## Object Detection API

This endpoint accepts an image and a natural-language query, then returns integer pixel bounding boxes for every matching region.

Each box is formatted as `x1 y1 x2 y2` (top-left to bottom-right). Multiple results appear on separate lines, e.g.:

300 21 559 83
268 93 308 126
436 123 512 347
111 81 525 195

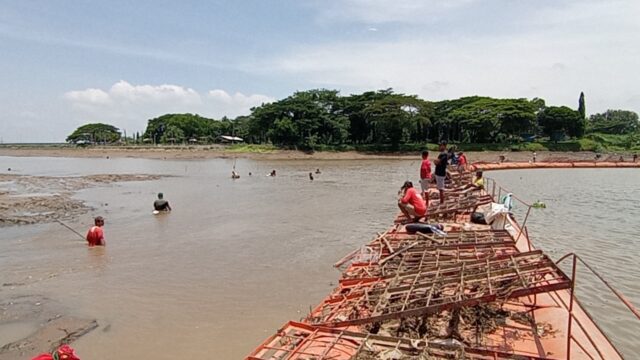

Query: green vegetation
66 123 121 144
225 144 278 153
587 110 638 134
537 106 585 139
66 89 640 153
578 92 586 120
142 113 240 144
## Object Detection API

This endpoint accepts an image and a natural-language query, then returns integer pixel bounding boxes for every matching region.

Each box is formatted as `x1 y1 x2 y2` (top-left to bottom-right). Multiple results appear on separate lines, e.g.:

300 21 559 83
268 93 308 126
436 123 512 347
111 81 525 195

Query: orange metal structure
471 161 640 171
246 170 634 359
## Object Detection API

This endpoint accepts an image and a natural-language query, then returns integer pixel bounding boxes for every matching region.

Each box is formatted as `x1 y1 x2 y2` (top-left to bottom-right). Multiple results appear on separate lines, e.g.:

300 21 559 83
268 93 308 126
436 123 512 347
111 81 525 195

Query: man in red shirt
86 216 105 247
398 181 427 223
457 152 467 172
419 150 432 204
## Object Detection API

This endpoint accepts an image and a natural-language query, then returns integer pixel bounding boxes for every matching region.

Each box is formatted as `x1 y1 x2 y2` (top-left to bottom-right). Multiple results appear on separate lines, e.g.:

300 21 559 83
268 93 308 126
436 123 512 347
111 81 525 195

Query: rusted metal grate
342 242 520 280
446 169 475 187
339 229 515 276
246 321 552 360
380 242 521 277
385 229 513 248
313 251 571 327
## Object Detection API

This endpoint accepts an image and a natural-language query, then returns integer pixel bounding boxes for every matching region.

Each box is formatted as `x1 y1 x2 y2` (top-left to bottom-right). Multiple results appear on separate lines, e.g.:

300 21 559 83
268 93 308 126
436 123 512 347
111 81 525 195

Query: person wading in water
154 193 172 212
86 216 105 247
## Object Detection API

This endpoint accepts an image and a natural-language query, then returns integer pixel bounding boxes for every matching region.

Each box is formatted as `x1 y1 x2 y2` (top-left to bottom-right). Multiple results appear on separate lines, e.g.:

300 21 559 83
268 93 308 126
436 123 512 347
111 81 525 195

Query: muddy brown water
0 156 639 359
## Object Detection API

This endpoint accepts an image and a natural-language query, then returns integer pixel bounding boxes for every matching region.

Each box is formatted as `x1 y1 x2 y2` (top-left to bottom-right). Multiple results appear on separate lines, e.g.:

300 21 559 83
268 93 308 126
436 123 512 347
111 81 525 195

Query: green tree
588 110 639 134
537 106 584 139
248 89 350 148
267 118 299 146
343 89 395 144
66 123 121 144
231 115 252 143
435 97 538 143
364 94 432 147
578 92 586 119
160 125 185 143
130 90 620 149
143 113 219 144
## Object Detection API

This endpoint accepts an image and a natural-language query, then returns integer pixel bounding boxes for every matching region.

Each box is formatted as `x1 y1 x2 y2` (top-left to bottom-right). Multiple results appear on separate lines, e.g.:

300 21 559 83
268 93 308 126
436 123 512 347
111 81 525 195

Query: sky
0 0 639 142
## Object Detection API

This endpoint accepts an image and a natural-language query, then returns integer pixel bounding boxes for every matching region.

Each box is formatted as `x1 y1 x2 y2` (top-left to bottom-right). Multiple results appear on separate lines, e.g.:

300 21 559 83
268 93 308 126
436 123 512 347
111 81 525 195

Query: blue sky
1 0 639 142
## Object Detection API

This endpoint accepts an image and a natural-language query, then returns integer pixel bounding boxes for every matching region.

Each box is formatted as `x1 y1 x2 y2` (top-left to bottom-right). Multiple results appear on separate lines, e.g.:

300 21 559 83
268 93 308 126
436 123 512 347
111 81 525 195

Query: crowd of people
397 141 483 225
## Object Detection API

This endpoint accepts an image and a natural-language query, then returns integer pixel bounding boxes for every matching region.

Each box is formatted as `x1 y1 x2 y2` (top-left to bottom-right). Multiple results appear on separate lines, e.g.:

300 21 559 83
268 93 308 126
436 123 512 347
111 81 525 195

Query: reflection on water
0 157 638 358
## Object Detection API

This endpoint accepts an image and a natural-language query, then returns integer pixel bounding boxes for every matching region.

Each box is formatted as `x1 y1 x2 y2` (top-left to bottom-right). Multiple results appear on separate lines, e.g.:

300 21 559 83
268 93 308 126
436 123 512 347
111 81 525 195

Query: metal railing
484 177 533 246
556 253 639 359
483 176 638 359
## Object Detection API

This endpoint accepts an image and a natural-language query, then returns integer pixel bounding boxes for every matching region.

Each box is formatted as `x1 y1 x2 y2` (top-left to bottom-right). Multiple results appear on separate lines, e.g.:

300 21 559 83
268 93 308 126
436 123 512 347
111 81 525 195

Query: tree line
66 89 639 149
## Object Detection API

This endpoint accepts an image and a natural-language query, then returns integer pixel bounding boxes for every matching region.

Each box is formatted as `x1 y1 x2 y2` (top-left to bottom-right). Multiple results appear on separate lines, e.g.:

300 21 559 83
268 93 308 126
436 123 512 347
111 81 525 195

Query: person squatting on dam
398 181 427 224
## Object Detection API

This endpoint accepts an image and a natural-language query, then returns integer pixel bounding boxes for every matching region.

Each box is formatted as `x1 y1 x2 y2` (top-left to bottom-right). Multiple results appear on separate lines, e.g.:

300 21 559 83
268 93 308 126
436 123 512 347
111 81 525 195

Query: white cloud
259 0 640 116
205 90 273 119
64 88 111 105
208 89 272 107
63 81 274 135
109 81 201 104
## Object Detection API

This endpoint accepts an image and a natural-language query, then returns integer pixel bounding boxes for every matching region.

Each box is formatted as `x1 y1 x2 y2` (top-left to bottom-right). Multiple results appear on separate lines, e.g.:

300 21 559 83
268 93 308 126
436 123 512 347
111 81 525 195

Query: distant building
218 135 244 144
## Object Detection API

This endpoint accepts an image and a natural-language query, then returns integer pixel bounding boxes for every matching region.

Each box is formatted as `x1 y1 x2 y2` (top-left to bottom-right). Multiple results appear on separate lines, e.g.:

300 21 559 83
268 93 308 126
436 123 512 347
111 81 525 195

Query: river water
0 156 638 359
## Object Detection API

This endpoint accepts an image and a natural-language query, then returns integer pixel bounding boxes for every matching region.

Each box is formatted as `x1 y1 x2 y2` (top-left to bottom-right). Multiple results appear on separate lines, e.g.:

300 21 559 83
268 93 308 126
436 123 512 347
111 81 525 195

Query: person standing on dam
419 150 432 205
434 141 448 204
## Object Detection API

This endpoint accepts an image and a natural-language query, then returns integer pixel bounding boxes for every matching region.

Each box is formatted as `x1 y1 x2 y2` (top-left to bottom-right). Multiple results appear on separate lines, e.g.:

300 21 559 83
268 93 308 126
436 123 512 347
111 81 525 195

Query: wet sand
0 295 97 360
0 174 163 226
0 174 161 360
0 145 626 162
1 172 164 357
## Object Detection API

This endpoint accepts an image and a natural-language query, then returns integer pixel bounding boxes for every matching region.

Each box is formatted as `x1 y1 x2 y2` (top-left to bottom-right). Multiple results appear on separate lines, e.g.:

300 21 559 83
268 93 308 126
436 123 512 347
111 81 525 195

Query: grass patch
225 144 278 153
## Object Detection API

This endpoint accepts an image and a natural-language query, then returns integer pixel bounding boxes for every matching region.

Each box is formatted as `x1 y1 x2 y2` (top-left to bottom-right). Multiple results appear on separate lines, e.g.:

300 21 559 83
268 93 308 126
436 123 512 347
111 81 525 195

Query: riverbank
0 144 634 162
0 174 163 226
0 294 98 360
